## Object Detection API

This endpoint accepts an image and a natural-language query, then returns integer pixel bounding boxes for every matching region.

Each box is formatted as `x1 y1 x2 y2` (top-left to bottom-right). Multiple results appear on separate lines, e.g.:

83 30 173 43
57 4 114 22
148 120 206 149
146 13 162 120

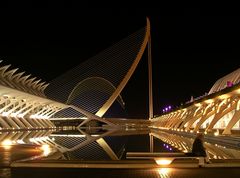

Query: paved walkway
9 159 240 178
10 167 240 178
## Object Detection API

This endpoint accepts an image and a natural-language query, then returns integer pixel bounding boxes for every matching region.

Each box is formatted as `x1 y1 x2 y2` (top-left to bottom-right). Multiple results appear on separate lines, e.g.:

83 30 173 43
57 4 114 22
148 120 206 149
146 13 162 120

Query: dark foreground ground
4 167 239 178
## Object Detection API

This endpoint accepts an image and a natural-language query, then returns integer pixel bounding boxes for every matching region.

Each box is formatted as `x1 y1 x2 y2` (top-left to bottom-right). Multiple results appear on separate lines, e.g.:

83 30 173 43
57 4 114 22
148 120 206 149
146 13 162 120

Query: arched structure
152 68 240 135
45 18 151 126
66 77 125 115
45 19 150 108
0 80 116 130
0 18 151 130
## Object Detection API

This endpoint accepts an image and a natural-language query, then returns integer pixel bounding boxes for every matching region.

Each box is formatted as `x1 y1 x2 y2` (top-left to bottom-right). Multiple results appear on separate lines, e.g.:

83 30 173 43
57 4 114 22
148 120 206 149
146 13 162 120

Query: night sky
0 7 239 118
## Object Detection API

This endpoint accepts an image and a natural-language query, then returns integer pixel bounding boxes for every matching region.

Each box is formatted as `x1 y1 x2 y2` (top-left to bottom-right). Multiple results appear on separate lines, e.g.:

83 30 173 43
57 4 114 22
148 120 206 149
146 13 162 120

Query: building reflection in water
1 128 240 165
157 168 171 178
0 168 11 178
150 129 240 160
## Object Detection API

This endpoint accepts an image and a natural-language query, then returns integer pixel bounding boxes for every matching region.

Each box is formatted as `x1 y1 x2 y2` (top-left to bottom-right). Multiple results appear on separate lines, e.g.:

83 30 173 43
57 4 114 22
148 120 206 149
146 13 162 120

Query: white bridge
1 17 240 138
0 18 151 131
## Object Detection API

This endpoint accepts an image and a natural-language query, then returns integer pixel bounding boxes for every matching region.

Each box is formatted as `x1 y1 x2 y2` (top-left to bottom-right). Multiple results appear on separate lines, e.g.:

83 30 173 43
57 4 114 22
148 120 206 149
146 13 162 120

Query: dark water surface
1 128 240 178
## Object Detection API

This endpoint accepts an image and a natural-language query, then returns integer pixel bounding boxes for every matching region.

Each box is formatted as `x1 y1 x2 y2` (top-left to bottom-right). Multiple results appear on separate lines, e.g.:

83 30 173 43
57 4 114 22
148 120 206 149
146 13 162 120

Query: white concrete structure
152 68 240 135
209 68 240 94
0 61 115 130
0 17 151 130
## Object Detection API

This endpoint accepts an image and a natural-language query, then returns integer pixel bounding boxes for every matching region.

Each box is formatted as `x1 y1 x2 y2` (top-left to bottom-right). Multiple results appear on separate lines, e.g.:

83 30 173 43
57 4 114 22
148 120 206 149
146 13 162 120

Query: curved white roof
209 68 240 94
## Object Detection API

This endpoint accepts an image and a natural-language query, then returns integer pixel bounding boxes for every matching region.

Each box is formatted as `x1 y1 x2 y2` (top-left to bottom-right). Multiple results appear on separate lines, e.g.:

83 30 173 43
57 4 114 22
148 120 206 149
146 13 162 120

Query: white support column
2 116 20 129
11 117 27 129
0 116 11 129
18 117 33 128
223 109 240 135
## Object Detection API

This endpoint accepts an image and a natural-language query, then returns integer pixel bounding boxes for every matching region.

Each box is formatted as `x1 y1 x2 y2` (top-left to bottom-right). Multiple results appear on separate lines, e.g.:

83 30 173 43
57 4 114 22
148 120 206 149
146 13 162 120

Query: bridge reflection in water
1 128 240 164
1 128 240 178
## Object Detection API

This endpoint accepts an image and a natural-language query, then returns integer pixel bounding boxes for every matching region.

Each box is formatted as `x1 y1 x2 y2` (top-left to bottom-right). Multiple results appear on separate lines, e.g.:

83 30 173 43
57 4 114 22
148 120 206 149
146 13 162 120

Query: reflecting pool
1 127 240 166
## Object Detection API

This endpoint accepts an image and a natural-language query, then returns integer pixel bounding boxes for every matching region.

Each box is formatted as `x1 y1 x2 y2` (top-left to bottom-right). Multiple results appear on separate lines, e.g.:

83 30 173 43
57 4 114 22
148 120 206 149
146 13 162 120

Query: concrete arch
95 18 151 117
67 77 125 110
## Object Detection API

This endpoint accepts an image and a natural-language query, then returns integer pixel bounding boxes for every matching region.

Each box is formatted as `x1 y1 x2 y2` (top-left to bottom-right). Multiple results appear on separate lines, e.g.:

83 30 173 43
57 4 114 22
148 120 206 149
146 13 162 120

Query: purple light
166 145 169 148
227 81 233 87
165 108 168 111
170 148 172 151
163 109 165 112
168 106 171 109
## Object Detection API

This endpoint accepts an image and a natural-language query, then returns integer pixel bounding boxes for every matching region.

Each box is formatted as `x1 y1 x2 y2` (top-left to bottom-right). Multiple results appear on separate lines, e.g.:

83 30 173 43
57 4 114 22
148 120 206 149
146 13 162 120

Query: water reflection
157 168 171 178
0 168 11 178
0 128 145 163
0 128 240 165
150 129 240 160
48 128 123 160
